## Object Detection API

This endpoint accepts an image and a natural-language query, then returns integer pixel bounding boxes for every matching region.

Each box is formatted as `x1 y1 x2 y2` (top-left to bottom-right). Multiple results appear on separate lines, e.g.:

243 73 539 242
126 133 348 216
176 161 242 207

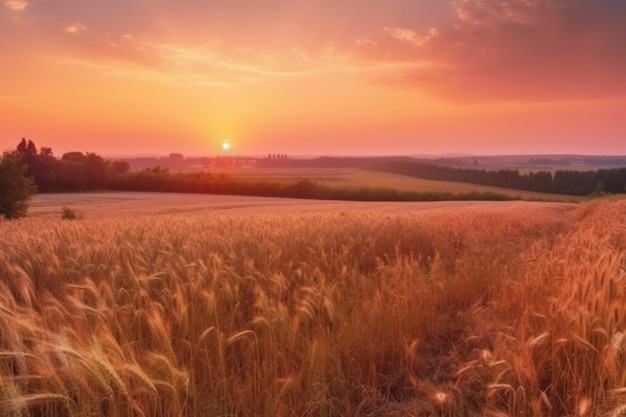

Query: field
1 193 626 416
30 191 570 219
208 168 584 201
452 155 626 174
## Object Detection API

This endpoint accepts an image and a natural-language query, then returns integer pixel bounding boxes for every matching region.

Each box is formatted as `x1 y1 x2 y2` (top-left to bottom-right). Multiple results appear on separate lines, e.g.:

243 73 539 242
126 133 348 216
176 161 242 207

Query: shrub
61 206 80 220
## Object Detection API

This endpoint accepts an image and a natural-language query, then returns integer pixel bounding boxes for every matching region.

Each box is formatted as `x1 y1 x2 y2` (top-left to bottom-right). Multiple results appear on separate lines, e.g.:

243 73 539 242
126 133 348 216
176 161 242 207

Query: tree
110 160 130 176
16 137 37 158
0 151 37 219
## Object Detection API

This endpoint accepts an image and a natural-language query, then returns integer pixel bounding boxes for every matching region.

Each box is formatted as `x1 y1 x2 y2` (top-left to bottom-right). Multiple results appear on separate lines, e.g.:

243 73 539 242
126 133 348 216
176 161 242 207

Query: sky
1 0 625 156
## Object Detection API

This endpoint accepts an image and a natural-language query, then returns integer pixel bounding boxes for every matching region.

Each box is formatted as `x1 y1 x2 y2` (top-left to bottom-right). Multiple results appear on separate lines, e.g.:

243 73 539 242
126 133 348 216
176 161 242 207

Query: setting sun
221 142 231 152
1 0 624 156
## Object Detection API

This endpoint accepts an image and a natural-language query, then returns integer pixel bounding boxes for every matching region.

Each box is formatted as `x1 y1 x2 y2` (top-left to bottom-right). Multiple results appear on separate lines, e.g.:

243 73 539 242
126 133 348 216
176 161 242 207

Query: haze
1 0 625 156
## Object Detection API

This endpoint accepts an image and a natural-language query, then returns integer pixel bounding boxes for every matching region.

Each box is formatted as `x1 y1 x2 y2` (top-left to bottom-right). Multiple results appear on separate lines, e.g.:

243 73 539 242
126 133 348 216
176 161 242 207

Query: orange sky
1 0 625 156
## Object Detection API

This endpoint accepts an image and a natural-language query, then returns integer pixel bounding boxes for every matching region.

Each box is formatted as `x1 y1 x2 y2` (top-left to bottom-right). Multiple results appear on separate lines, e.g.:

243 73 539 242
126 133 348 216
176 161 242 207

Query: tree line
1 139 515 219
3 138 626 219
1 139 132 218
14 138 130 192
374 161 626 196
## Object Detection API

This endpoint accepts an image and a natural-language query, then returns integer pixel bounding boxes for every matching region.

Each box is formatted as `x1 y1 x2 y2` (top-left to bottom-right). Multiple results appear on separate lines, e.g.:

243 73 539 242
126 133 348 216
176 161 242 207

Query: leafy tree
15 139 60 191
16 137 37 158
0 151 37 219
110 160 130 176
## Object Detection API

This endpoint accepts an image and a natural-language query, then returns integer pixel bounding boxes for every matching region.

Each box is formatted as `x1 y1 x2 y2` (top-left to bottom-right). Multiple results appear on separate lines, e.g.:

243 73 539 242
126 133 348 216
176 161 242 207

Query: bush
61 206 80 220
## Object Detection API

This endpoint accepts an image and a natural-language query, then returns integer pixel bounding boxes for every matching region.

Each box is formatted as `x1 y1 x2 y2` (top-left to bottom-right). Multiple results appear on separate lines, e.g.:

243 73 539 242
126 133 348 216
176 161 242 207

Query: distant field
28 191 568 218
208 167 584 201
493 165 622 174
342 170 587 201
210 167 355 181
472 162 626 174
452 155 626 173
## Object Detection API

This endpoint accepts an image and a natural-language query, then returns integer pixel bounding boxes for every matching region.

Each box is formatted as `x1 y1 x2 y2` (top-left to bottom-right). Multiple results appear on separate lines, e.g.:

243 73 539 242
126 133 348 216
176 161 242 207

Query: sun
221 142 231 152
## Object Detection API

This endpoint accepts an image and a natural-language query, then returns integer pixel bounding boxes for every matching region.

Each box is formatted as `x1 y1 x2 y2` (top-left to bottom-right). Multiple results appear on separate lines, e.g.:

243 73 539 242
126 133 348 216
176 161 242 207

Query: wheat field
1 197 625 416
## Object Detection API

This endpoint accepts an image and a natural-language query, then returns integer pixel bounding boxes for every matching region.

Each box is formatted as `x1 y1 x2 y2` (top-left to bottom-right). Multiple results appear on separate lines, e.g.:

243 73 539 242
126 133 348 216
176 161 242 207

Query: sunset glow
1 0 625 156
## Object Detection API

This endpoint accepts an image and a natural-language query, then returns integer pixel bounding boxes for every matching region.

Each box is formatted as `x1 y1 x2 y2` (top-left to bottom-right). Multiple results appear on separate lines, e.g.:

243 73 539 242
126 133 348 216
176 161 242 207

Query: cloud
62 33 359 88
4 0 26 11
385 27 439 46
147 42 357 85
64 22 87 34
359 0 626 102
10 0 623 101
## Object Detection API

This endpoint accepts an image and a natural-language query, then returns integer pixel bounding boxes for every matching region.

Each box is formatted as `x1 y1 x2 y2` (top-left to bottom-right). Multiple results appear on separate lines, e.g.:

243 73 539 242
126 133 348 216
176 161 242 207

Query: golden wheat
0 200 624 416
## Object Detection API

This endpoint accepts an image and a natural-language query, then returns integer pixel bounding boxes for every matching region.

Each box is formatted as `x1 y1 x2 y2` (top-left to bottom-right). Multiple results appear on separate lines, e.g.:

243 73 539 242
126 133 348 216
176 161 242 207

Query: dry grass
0 198 624 416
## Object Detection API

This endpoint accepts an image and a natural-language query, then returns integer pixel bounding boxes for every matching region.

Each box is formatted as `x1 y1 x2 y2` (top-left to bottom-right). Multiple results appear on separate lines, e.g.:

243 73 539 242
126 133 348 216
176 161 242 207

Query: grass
1 197 624 416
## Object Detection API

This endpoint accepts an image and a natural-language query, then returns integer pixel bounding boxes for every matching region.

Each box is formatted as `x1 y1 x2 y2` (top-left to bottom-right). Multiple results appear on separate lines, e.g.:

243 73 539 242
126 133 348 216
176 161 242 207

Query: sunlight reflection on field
29 191 577 218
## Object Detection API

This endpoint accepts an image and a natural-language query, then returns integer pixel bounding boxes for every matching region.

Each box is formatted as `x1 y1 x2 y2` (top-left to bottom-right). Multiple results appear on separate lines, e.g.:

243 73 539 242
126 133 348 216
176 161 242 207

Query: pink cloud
358 0 626 102
64 22 87 34
384 27 440 47
5 0 27 11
